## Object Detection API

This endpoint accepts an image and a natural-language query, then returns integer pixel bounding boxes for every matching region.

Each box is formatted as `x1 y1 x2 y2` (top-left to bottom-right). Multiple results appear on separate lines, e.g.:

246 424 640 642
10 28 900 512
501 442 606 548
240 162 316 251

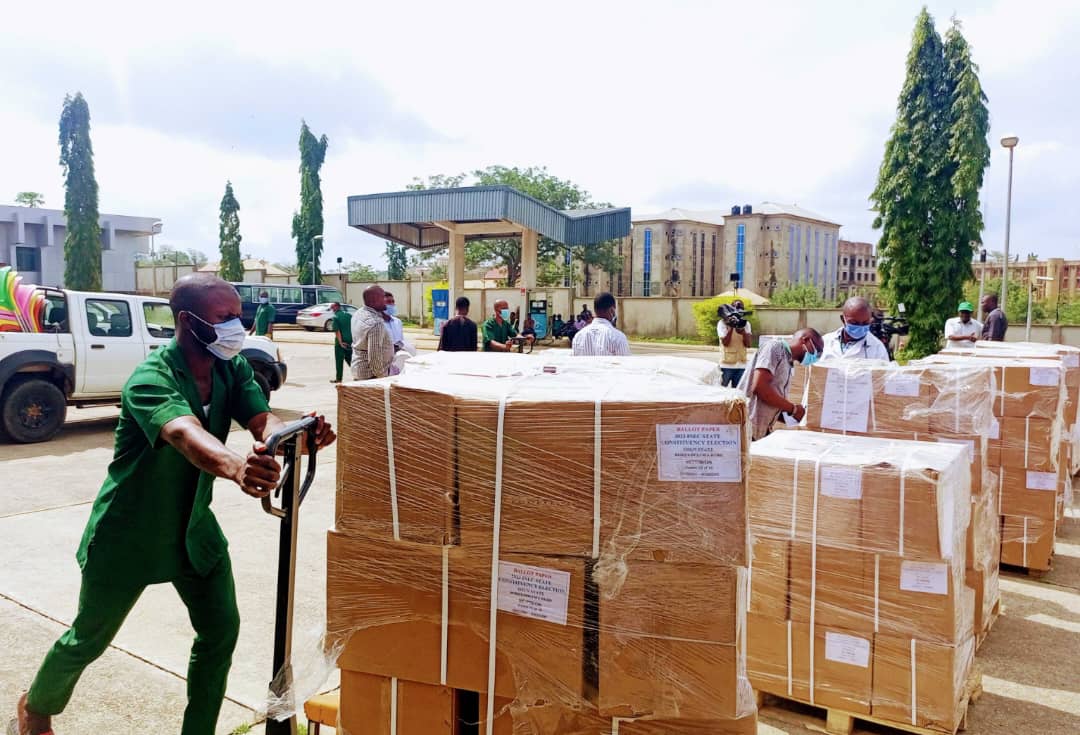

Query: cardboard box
806 363 931 434
749 536 788 620
336 380 456 544
872 635 975 732
1001 515 1056 571
999 467 1061 520
327 532 587 699
922 364 996 435
994 417 1060 471
789 542 875 634
994 364 1065 419
747 614 874 715
967 484 1000 574
339 671 457 735
876 556 973 645
458 386 749 564
966 565 1000 637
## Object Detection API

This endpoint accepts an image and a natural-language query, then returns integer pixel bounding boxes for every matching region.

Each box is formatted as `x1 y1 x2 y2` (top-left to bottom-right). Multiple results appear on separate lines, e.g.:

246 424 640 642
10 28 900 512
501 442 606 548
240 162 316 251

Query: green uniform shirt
481 316 517 351
254 302 276 336
76 341 270 583
333 309 353 346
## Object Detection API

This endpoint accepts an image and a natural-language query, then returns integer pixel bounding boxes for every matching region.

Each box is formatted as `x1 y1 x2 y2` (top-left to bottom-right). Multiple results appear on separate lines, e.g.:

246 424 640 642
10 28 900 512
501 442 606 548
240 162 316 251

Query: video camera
718 303 750 330
869 303 909 360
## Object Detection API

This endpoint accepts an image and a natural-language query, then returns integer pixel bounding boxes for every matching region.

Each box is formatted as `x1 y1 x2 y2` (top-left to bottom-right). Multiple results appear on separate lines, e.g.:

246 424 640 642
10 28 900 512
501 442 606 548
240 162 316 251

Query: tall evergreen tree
59 93 102 290
870 8 955 357
291 121 329 286
385 241 408 280
218 181 244 282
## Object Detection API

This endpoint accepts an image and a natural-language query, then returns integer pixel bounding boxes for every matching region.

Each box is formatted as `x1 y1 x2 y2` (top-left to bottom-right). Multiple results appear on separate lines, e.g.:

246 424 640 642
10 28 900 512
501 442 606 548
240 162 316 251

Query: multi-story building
0 204 161 292
579 203 842 300
837 240 879 297
975 257 1080 303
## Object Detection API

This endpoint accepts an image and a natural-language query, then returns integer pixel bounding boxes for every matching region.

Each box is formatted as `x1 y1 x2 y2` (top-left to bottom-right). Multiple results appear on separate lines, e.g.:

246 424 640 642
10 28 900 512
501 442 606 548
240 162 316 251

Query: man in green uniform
481 298 520 352
330 302 353 383
11 274 335 735
249 290 275 338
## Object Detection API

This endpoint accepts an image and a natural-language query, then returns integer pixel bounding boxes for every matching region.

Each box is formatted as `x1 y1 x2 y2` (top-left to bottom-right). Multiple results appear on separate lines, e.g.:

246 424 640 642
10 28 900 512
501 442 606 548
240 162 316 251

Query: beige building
837 240 879 297
975 257 1080 303
577 203 842 300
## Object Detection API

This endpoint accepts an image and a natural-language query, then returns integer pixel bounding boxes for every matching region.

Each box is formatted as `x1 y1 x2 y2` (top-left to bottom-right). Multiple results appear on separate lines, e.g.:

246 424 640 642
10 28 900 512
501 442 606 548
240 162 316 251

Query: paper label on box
656 424 742 482
1026 470 1057 491
820 466 863 500
989 418 1000 440
497 562 570 625
820 369 872 434
1029 367 1059 386
1064 354 1079 368
899 561 949 595
884 373 921 397
824 632 871 668
937 437 975 463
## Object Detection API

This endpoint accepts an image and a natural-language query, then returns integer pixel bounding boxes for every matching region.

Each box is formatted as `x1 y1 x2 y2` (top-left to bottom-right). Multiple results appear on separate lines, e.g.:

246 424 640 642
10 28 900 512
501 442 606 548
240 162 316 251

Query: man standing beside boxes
351 285 395 380
822 297 890 361
944 301 982 344
738 329 823 440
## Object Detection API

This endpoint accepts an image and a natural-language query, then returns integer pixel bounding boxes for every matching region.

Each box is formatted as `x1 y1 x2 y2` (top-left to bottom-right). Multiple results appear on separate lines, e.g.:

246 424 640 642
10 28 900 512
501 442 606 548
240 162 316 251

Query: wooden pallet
756 670 982 735
975 597 1001 651
1000 562 1051 579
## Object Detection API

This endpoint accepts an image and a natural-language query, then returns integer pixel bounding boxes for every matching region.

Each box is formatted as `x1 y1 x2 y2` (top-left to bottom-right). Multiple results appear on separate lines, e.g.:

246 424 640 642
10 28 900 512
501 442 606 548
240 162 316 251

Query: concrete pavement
0 337 1078 734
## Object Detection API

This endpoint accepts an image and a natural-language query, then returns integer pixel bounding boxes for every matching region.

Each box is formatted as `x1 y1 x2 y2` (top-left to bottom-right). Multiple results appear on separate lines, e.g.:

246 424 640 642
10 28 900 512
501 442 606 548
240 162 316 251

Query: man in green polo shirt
481 298 520 352
249 289 275 338
330 302 353 383
11 274 335 735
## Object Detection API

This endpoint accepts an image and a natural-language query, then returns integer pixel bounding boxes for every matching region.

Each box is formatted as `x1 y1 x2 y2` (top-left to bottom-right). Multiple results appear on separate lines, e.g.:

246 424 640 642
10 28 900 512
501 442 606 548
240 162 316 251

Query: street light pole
310 235 324 286
1001 135 1019 311
977 249 987 321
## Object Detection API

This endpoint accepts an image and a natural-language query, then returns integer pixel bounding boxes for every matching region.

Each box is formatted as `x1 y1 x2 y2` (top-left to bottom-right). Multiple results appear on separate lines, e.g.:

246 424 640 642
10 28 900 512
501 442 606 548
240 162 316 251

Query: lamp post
1028 275 1053 341
310 235 324 285
1000 135 1019 311
977 249 987 321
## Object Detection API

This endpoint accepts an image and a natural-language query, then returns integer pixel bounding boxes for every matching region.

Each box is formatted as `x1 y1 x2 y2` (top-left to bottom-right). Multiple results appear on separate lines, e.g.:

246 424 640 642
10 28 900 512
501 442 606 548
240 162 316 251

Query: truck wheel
2 377 68 443
253 371 272 402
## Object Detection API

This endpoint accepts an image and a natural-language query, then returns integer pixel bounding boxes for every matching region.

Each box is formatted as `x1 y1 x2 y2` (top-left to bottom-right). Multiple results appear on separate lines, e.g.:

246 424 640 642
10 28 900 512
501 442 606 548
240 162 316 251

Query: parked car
0 288 287 443
231 283 345 327
296 303 356 332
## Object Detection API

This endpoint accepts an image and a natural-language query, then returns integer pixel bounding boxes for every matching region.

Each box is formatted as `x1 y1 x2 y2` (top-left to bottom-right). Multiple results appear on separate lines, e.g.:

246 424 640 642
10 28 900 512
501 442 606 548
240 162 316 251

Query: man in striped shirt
572 292 631 357
350 285 395 380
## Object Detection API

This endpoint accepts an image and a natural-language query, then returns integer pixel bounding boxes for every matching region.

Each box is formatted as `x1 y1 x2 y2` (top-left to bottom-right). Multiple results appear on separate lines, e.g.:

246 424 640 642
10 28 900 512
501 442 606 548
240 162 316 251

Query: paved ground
0 329 1076 734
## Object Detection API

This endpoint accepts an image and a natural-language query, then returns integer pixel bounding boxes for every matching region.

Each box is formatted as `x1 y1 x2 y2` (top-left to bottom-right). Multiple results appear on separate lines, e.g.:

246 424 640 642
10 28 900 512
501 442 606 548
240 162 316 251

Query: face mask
500 308 511 320
259 297 269 304
801 344 820 366
385 304 397 317
185 311 246 360
843 322 871 340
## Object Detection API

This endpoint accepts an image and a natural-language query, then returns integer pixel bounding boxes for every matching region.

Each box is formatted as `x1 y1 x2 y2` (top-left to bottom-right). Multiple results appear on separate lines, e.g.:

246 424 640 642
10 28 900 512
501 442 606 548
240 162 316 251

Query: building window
788 226 795 281
735 224 746 287
813 230 821 286
564 247 571 288
643 229 652 297
794 226 802 282
690 236 698 297
15 246 40 272
871 273 876 282
700 240 706 295
711 234 718 293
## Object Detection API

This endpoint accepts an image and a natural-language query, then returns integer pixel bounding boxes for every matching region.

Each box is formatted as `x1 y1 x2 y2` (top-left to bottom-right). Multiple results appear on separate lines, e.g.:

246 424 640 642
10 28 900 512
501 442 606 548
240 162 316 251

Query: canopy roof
347 185 631 250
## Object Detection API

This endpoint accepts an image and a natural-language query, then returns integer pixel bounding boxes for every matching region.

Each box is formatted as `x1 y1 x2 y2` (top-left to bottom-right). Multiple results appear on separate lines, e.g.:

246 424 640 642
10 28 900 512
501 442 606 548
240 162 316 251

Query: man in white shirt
944 301 981 344
382 291 406 348
822 296 890 361
572 292 631 356
717 299 753 387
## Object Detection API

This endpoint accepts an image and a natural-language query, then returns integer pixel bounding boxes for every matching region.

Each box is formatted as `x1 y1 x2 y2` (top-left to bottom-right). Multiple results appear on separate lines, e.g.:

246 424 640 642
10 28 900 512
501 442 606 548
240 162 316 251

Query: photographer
717 299 752 387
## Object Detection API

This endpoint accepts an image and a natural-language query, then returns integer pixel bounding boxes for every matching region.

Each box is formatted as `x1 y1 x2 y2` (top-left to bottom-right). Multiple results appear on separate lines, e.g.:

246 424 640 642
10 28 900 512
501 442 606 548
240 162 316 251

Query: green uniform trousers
335 343 352 382
27 554 239 735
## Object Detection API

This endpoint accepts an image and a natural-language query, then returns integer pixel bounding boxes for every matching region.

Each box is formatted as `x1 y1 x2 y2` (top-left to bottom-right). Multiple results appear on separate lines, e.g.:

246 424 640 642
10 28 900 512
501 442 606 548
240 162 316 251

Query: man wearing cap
944 301 982 343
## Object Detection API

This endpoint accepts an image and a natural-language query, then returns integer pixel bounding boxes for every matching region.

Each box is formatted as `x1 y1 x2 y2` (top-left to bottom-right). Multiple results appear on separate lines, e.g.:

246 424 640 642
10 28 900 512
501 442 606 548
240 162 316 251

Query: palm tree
14 192 44 207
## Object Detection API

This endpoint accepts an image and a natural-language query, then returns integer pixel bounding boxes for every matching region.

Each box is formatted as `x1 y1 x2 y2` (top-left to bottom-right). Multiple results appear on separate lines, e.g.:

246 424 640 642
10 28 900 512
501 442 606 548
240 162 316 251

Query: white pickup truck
0 288 287 443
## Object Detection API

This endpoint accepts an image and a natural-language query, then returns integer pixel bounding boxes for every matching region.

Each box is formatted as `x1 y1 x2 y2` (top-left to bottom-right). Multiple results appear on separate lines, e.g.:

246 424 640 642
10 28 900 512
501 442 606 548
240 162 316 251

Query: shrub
693 295 761 344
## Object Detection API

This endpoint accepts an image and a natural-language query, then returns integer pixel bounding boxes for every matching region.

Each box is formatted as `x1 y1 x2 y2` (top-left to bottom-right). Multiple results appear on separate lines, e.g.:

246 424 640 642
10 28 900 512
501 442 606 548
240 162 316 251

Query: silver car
296 303 356 332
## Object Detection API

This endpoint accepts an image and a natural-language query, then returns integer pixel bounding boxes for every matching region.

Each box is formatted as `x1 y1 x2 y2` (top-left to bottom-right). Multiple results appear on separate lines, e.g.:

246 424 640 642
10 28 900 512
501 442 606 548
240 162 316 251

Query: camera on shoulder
718 303 749 330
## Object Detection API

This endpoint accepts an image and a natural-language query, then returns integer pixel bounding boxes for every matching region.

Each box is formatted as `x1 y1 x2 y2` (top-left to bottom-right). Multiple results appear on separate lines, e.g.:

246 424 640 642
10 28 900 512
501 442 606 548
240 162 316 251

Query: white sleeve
616 331 632 356
717 321 730 339
944 319 958 338
821 332 842 359
869 339 891 361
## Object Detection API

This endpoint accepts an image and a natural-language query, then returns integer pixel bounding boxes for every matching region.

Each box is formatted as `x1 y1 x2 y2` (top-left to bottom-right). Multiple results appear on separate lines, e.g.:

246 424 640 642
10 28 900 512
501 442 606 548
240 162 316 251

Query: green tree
149 246 209 267
962 276 1046 325
14 192 44 207
871 8 976 358
291 121 329 286
218 181 244 281
385 241 408 280
59 92 102 291
347 262 379 281
770 283 828 308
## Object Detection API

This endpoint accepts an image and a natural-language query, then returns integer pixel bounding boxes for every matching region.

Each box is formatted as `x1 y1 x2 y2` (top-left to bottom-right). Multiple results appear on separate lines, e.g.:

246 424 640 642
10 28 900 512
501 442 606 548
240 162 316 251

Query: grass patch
627 335 712 346
229 725 252 735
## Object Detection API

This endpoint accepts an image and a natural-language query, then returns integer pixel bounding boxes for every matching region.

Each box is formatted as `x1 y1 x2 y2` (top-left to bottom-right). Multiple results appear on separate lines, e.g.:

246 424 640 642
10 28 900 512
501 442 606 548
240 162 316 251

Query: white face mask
185 311 246 360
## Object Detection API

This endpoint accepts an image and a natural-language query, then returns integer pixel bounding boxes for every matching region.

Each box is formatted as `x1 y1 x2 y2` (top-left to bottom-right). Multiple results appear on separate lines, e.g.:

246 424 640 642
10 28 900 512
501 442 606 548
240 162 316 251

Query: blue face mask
385 304 397 317
500 308 511 320
844 322 871 340
801 345 820 366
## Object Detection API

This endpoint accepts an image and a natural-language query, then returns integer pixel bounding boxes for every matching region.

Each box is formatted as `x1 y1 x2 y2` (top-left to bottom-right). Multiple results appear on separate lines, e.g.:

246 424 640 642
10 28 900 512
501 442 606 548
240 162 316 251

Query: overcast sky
2 0 1077 270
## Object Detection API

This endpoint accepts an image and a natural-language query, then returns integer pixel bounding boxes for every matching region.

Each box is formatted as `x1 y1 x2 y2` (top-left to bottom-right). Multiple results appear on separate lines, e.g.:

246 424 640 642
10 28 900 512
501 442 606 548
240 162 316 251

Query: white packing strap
611 717 633 735
898 455 907 557
790 458 801 539
441 545 449 686
842 369 849 436
383 383 401 541
1025 418 1031 467
999 367 1006 417
593 398 602 558
868 368 878 433
484 393 510 735
874 554 880 632
954 370 961 433
809 457 822 704
786 619 794 696
390 676 399 735
910 639 918 726
1023 517 1029 569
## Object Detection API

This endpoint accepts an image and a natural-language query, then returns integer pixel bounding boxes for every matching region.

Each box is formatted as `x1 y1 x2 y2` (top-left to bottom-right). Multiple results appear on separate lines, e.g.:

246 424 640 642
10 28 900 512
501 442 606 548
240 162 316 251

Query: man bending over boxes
738 328 823 440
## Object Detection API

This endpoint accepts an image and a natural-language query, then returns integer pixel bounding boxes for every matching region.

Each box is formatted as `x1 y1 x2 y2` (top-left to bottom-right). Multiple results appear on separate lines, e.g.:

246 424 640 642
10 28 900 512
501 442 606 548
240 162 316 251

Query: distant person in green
10 274 336 735
482 298 524 352
330 302 352 383
249 290 275 338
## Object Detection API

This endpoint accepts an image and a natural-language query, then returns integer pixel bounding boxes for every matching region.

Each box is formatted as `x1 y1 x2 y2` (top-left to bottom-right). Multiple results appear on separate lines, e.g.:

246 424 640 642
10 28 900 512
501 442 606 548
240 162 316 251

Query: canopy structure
347 185 631 307
715 288 771 306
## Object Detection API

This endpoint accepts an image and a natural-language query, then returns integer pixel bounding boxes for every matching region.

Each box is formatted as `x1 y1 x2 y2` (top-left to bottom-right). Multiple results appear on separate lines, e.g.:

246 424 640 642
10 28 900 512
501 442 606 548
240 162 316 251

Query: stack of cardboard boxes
327 357 757 734
746 431 976 733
